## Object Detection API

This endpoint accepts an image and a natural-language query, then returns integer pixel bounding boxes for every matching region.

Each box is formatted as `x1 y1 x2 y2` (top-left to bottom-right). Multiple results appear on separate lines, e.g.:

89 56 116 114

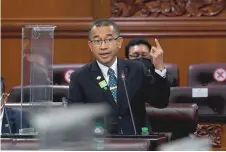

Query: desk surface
1 134 167 151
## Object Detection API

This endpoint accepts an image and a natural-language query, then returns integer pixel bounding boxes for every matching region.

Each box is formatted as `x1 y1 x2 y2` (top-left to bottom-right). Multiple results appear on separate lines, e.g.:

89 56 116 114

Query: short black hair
125 38 152 58
88 18 120 39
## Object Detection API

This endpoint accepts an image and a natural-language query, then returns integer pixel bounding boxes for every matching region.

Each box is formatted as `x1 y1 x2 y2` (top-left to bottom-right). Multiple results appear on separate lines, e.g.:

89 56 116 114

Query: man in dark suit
1 77 30 134
69 18 170 135
125 38 178 87
1 105 30 134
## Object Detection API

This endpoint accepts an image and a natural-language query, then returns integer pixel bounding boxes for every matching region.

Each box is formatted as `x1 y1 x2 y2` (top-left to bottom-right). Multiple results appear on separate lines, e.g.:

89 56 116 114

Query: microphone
121 72 137 135
1 93 12 134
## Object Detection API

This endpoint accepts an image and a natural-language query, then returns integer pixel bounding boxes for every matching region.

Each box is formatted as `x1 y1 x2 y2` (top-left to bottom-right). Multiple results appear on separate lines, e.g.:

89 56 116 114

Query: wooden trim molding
1 17 93 38
112 17 226 37
195 124 222 148
2 17 226 38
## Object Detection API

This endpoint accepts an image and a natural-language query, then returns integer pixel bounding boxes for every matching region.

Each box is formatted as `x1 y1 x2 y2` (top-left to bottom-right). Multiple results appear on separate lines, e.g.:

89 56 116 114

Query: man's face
128 44 150 60
88 25 123 67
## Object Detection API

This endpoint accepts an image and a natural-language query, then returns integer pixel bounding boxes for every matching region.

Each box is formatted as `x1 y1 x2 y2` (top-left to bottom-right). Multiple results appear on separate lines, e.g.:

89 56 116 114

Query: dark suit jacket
164 72 178 87
69 58 170 135
139 61 178 87
2 107 30 134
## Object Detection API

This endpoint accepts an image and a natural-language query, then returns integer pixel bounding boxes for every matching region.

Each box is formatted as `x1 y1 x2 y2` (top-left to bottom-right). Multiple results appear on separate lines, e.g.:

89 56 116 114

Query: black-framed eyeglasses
89 37 120 46
129 53 150 59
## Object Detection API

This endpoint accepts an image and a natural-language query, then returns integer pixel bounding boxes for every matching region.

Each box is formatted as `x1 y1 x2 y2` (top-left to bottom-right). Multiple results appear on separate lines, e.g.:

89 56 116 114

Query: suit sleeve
68 71 85 104
166 72 178 87
139 59 170 108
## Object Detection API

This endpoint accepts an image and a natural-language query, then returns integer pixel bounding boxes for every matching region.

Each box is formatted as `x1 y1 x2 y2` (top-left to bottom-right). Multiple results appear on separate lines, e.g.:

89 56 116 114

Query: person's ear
88 41 93 52
117 37 123 49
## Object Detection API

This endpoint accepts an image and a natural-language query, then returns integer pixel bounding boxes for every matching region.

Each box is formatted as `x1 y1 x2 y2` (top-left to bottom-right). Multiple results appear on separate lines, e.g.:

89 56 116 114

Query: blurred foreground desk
107 134 168 150
1 134 167 151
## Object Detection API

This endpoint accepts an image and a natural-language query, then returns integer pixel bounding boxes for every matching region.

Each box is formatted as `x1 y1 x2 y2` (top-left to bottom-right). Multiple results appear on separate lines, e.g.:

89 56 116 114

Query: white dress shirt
97 58 166 82
155 69 167 78
97 58 118 84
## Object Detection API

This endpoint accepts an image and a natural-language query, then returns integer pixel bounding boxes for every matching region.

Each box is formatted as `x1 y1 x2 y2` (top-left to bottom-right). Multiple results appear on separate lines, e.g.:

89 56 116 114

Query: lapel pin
96 76 101 80
5 124 9 127
104 87 107 90
99 80 107 88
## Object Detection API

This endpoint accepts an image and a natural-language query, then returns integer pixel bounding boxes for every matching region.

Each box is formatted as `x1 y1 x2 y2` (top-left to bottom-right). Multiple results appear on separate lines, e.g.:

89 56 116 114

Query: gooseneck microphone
121 71 137 135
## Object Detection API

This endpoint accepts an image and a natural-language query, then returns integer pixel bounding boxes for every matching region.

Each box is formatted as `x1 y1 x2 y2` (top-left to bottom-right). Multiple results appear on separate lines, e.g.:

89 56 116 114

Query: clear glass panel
21 25 56 104
20 25 56 133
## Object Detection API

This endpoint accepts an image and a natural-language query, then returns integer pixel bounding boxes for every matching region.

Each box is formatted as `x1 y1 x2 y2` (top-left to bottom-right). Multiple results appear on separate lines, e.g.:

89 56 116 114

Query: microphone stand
121 73 137 135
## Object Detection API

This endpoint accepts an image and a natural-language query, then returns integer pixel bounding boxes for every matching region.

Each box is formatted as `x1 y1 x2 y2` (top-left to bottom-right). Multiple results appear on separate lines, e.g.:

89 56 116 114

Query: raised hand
150 38 165 71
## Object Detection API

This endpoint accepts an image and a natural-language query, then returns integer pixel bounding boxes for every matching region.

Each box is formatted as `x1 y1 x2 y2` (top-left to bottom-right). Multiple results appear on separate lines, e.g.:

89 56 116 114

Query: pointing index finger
155 38 162 49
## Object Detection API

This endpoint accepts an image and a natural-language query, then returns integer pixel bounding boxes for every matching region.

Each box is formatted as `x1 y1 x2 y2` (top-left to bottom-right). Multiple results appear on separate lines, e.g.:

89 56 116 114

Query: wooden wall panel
2 0 93 18
92 0 111 18
1 39 22 92
54 39 93 64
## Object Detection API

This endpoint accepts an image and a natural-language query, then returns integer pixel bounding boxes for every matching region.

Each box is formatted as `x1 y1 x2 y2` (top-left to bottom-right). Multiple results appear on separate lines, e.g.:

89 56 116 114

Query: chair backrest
165 63 179 86
51 64 85 85
51 63 180 86
146 103 198 139
169 86 226 122
8 85 69 103
188 63 226 86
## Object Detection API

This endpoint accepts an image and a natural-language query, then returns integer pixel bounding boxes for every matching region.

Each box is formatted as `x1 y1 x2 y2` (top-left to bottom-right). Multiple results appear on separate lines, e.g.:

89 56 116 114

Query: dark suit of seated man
125 38 178 87
69 18 170 135
1 106 30 134
1 77 30 134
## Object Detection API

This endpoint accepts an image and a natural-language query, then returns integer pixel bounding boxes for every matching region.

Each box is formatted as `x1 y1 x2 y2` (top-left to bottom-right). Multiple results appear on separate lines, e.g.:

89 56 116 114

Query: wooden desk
0 134 167 151
107 134 168 150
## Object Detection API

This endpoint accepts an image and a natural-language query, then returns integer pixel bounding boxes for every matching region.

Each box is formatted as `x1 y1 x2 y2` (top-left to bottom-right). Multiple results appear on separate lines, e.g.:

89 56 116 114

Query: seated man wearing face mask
125 38 178 87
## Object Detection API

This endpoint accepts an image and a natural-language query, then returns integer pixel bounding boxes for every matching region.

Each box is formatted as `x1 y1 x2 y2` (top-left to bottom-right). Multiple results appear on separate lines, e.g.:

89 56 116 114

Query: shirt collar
97 58 118 77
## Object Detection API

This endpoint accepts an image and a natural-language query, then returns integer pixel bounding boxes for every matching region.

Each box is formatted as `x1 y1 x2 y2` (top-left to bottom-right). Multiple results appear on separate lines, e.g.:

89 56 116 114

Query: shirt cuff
155 68 167 78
